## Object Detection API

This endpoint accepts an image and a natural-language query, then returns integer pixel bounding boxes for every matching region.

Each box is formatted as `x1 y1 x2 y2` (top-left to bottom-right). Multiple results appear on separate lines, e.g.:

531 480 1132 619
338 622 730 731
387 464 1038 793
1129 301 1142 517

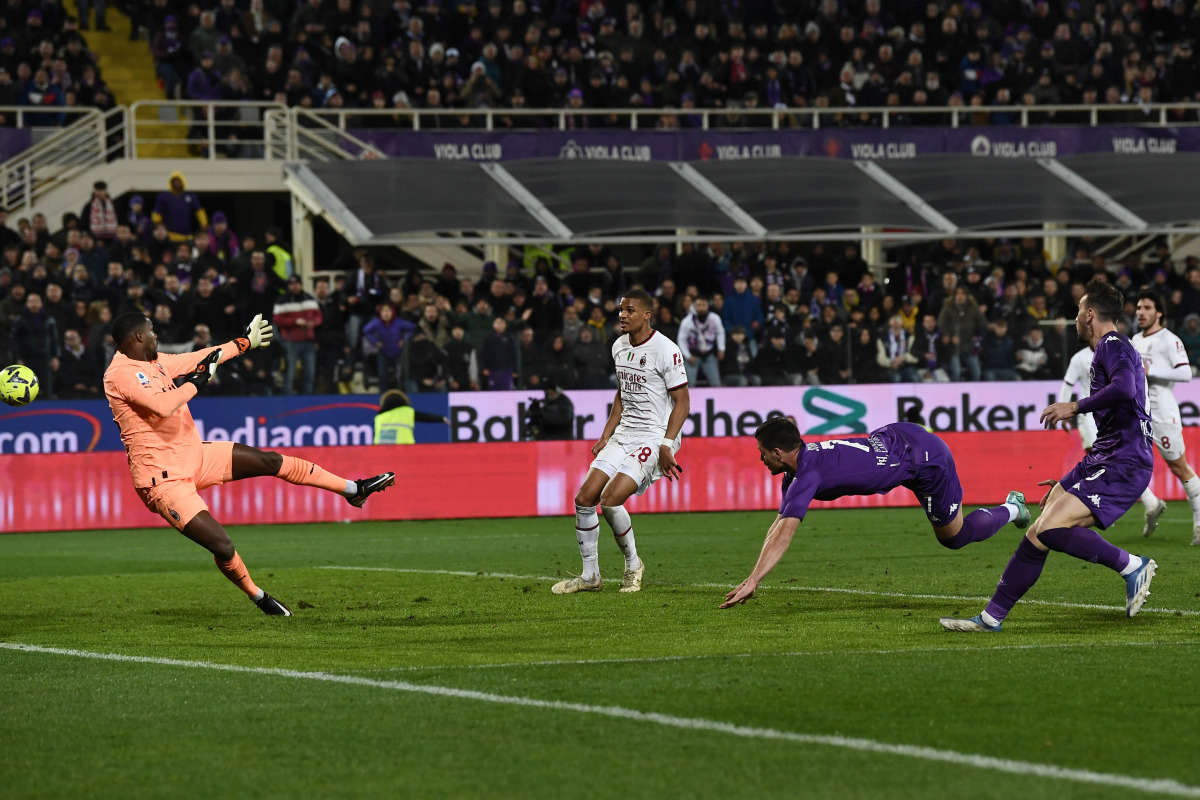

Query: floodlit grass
2 505 1198 799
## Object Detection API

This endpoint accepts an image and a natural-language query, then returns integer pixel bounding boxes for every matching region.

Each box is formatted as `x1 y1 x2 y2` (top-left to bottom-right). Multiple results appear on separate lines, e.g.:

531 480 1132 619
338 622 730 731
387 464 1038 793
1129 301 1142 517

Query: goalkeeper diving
103 311 395 616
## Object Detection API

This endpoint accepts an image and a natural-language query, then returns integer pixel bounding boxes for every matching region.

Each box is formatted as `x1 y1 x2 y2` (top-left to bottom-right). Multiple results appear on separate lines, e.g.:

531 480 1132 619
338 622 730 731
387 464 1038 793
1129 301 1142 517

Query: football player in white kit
552 289 691 594
1059 345 1097 453
1132 289 1200 544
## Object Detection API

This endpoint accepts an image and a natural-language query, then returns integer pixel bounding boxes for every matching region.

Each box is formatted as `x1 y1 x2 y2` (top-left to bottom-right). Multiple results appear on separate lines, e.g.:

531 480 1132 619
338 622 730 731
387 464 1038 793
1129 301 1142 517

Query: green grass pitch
2 504 1199 799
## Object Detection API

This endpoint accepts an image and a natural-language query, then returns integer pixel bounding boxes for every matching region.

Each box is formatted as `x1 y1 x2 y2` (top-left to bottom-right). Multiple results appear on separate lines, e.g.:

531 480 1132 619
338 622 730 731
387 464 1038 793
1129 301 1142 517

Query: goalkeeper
102 311 395 616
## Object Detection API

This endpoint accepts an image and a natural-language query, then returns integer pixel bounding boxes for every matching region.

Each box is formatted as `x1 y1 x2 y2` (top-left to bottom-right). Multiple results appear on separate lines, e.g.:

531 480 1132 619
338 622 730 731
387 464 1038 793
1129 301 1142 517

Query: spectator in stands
312 276 349 394
516 327 544 389
55 329 102 398
363 301 413 391
444 322 480 391
20 67 66 126
480 315 517 391
572 325 612 390
152 172 208 243
11 293 59 398
981 319 1020 381
876 314 920 382
912 313 950 382
542 332 575 390
1016 325 1055 381
939 286 987 382
345 253 388 351
406 328 446 394
720 325 759 387
752 330 797 386
274 275 322 395
152 16 189 100
80 181 118 246
817 323 852 385
677 295 724 387
722 275 764 350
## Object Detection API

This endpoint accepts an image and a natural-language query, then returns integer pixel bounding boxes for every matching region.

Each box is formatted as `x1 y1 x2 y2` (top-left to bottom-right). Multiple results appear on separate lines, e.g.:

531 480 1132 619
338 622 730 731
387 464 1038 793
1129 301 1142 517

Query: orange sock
215 551 262 598
276 454 352 495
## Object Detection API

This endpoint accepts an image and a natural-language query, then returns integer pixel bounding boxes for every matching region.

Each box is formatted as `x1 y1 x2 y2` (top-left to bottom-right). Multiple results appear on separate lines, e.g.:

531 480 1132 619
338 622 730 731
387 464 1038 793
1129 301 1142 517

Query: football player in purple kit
941 279 1158 632
720 415 1031 609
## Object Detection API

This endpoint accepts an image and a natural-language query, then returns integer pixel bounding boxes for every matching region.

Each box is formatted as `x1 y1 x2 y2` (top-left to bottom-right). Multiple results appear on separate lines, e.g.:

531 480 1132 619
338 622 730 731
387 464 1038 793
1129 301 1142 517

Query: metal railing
293 101 1200 133
128 100 286 159
270 108 386 161
0 106 125 213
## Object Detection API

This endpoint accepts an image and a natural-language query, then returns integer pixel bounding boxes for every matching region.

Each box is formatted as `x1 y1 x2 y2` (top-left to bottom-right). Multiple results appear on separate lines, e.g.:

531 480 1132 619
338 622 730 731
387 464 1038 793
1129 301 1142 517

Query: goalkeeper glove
174 350 221 391
234 314 274 354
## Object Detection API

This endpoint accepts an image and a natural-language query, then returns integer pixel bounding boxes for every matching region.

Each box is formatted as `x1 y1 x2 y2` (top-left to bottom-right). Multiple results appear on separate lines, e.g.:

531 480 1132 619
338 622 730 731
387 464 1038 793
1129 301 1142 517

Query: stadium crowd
5 170 1200 399
0 0 119 124
146 0 1200 125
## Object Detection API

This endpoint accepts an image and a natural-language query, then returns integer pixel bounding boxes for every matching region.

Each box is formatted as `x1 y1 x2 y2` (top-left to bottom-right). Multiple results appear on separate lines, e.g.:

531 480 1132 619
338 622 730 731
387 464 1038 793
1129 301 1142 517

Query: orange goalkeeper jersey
103 344 240 489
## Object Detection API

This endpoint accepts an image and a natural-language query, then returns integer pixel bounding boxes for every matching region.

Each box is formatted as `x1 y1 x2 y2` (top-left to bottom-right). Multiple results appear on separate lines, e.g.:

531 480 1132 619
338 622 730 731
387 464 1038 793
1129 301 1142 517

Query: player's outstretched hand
659 445 683 481
246 314 274 349
1036 479 1058 509
1039 401 1079 429
174 349 221 391
591 435 610 457
720 578 758 609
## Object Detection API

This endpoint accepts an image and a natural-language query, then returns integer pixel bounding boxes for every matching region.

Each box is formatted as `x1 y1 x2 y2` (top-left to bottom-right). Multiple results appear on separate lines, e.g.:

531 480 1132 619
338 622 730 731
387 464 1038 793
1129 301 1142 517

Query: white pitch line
317 565 1200 617
2 641 1197 799
348 640 1200 674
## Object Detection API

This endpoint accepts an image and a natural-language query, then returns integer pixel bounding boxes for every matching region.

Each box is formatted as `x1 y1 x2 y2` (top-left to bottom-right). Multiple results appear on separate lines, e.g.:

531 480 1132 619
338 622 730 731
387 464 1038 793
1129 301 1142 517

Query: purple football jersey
1079 332 1153 469
779 424 918 520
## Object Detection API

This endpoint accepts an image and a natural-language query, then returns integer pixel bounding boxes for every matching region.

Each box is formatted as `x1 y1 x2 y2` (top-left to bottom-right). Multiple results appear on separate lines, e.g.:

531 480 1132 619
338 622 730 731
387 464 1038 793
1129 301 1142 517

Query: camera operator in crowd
525 380 575 441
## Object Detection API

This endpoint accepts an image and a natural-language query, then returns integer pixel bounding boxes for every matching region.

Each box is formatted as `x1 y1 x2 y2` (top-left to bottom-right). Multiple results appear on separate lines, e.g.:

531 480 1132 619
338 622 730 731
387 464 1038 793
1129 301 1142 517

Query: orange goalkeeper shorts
136 441 235 531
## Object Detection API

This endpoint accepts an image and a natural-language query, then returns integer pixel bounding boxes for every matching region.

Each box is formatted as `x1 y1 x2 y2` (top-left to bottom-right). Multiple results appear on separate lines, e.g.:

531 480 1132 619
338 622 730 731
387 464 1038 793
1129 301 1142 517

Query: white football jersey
1133 328 1189 425
611 330 688 440
1062 347 1094 401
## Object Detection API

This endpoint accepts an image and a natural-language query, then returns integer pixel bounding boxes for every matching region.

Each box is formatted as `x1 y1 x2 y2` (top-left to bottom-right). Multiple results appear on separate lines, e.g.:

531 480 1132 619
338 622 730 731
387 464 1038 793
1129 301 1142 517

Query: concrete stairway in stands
76 2 187 158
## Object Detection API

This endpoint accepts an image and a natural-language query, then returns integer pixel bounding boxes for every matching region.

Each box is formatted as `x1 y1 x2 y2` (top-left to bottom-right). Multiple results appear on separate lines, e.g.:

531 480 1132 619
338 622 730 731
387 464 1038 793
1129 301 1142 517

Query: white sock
979 610 1000 627
1120 555 1143 577
251 589 265 601
1140 486 1159 510
1183 475 1200 519
1000 502 1019 523
344 480 358 497
602 505 639 569
575 504 601 582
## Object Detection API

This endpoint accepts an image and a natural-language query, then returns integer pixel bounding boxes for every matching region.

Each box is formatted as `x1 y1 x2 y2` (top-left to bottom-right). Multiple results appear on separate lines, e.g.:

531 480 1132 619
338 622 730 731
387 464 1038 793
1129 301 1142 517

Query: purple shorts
895 425 964 527
1060 456 1152 530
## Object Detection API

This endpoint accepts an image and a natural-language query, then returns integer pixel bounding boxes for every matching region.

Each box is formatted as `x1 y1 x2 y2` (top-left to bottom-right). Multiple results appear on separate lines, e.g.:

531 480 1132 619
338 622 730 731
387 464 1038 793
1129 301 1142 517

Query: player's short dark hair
620 289 653 310
112 311 151 344
755 415 804 452
1137 287 1165 318
1083 278 1123 322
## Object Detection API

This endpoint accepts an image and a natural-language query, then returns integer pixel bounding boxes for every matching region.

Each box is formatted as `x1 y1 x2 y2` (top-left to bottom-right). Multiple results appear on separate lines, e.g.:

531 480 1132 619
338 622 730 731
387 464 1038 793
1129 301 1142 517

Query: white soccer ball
0 364 40 407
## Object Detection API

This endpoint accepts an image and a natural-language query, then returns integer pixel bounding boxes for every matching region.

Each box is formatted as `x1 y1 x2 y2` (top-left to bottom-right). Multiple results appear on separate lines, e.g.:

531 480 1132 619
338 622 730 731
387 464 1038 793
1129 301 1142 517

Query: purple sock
1038 527 1131 572
939 506 1010 550
983 537 1048 622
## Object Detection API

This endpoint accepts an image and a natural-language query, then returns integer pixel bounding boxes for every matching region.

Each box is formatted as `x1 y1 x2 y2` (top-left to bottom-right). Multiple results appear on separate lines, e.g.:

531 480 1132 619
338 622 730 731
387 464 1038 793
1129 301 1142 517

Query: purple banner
0 128 32 161
348 125 1200 162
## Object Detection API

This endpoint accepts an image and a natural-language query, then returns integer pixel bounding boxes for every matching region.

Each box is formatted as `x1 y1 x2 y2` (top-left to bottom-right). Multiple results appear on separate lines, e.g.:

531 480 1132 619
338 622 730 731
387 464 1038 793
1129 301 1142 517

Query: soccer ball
0 364 39 407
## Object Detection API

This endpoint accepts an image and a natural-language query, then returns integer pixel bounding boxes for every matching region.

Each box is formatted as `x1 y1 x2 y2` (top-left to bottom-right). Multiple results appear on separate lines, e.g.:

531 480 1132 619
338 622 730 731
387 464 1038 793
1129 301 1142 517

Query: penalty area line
316 566 1200 617
1 641 1198 799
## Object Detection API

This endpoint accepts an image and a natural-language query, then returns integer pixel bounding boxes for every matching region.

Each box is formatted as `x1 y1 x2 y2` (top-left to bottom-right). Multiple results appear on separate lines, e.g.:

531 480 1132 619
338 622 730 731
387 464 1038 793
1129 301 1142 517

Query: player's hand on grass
1039 401 1079 429
174 349 221 391
659 445 683 481
591 435 610 457
720 578 758 608
1037 479 1058 509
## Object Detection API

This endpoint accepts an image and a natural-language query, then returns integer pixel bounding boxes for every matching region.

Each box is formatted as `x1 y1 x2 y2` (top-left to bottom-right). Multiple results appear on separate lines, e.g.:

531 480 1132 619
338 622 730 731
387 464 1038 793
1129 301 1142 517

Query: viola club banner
347 125 1200 162
8 381 1200 453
